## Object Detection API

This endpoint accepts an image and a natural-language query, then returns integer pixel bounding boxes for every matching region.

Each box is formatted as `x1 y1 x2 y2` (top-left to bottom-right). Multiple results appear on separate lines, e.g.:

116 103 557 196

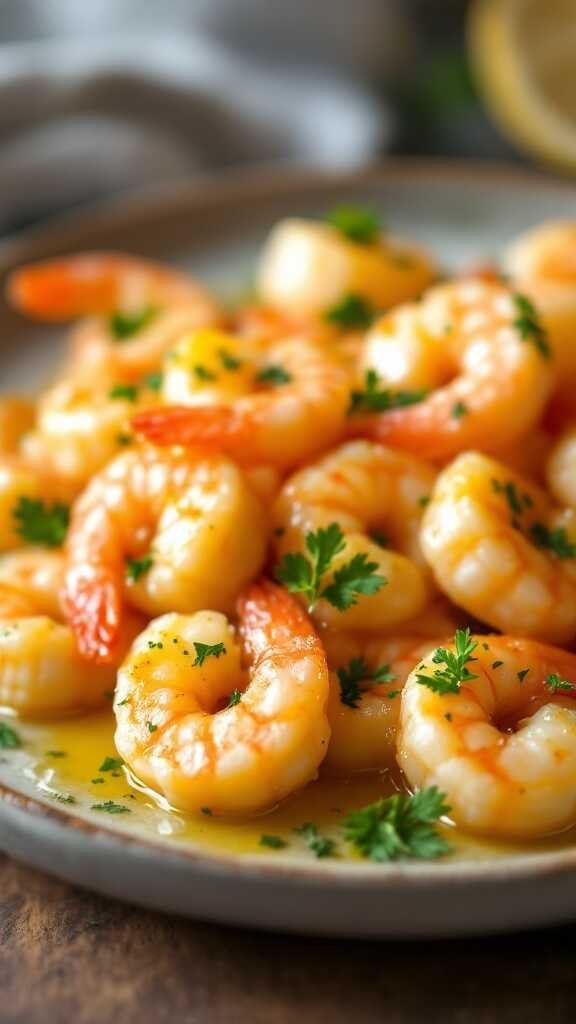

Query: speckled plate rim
2 159 576 934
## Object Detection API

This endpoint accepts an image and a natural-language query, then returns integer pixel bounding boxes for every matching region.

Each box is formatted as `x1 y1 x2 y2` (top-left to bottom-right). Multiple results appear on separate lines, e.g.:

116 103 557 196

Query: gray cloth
0 1 411 229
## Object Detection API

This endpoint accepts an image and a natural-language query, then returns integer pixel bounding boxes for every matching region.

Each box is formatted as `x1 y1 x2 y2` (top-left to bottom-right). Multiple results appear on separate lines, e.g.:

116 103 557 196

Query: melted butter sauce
5 708 576 864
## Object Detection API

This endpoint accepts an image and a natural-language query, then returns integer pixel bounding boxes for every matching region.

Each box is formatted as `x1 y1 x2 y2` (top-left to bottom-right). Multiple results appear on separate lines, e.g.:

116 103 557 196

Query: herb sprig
326 204 381 244
344 787 451 862
337 657 396 709
415 628 478 695
13 497 70 547
349 369 426 415
512 293 551 359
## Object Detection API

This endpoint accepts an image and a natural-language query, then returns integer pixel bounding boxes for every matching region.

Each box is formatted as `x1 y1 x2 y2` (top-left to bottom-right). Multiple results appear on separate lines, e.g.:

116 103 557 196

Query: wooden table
1 852 574 1023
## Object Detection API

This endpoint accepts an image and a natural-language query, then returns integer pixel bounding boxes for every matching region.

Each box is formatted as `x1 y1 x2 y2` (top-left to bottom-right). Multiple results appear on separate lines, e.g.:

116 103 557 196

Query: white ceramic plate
2 160 576 938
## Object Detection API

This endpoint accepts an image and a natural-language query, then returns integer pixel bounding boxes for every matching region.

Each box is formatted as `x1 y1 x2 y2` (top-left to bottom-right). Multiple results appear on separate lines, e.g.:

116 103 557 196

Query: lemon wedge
469 0 576 171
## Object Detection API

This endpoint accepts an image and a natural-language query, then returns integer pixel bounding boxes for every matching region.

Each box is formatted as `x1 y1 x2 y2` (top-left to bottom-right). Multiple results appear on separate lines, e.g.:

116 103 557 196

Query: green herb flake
91 800 131 814
529 523 576 560
109 306 157 341
337 657 395 709
344 787 451 862
349 369 426 415
512 293 551 359
116 432 133 447
415 628 478 695
545 673 576 693
227 689 242 708
0 721 22 749
125 553 154 582
144 370 163 392
325 293 375 330
257 364 292 386
13 497 70 547
326 204 381 244
492 660 504 670
192 641 226 668
259 834 287 850
294 822 336 858
108 383 139 402
99 756 124 773
218 349 242 371
146 722 158 734
194 364 217 381
52 792 77 805
46 750 67 758
451 400 468 419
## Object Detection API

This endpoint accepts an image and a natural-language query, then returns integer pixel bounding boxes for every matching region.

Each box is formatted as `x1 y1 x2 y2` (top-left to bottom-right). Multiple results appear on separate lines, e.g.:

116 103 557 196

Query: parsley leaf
325 293 375 330
227 689 242 708
349 369 426 415
326 204 381 244
451 400 468 419
415 628 478 695
91 800 131 814
294 822 336 858
98 756 124 773
259 834 287 849
529 523 576 560
344 787 451 862
321 552 387 611
194 364 217 381
512 293 551 359
337 657 396 709
125 553 153 582
109 306 157 341
193 641 226 668
144 370 163 392
257 364 292 386
108 383 139 402
0 721 21 749
13 497 69 547
218 349 242 371
545 673 576 693
491 478 533 521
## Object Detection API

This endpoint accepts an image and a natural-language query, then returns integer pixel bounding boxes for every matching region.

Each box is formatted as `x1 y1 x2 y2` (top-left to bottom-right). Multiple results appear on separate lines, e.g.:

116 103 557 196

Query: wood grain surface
1 852 575 1024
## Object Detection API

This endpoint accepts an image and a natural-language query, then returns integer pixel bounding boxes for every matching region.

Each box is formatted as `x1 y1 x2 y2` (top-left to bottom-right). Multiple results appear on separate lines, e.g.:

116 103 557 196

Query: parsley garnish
46 749 67 758
545 673 576 693
451 400 468 419
218 349 242 371
227 689 242 708
109 306 157 341
146 722 158 734
116 432 133 446
194 364 217 381
259 834 287 849
415 628 478 695
275 523 386 612
529 523 576 560
517 668 529 683
344 787 451 862
294 822 336 858
512 293 551 359
108 383 139 402
51 792 77 805
13 497 69 547
144 370 163 392
0 721 21 749
337 657 395 709
257 364 292 386
491 478 533 520
325 293 375 330
349 369 426 415
91 800 131 814
326 204 381 244
193 641 226 668
99 756 124 773
125 553 153 582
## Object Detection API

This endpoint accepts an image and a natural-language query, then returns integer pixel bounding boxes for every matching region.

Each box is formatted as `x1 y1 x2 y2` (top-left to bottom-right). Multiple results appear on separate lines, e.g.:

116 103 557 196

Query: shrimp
546 424 576 510
257 218 437 320
63 445 269 662
133 335 351 468
274 440 437 630
321 599 459 775
0 457 75 553
398 634 576 838
8 253 222 383
114 581 330 815
350 279 553 461
421 451 576 644
0 550 144 717
0 397 35 454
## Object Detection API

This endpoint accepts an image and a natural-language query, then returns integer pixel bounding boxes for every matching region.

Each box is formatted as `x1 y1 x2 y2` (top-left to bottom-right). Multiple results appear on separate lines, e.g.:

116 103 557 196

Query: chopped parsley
108 383 139 402
512 293 551 359
259 834 287 850
99 756 124 773
326 204 381 244
109 306 157 341
0 721 21 749
294 822 336 858
257 364 292 386
146 722 158 734
218 349 242 371
337 657 395 709
194 364 217 381
517 668 529 683
116 432 133 447
491 478 533 520
91 800 131 814
451 400 468 419
343 787 451 862
125 553 153 582
46 750 67 758
227 689 242 708
275 522 386 613
546 673 576 693
529 523 576 560
418 495 430 508
144 370 163 392
325 293 375 330
415 628 478 695
13 497 70 547
492 660 504 670
192 641 226 668
348 369 426 415
51 792 77 805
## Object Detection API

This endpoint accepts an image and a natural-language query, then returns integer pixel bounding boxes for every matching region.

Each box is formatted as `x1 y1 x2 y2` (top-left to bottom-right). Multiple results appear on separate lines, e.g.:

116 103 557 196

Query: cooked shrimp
321 600 459 775
350 279 553 461
398 634 576 838
8 253 222 383
274 440 437 630
63 446 268 662
546 424 576 509
0 457 75 553
0 397 35 454
257 218 436 319
133 335 351 468
161 328 257 407
114 581 330 815
421 451 576 644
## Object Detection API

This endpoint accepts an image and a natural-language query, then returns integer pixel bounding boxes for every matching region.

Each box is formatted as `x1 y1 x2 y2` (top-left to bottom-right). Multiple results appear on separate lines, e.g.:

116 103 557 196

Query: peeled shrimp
133 335 351 468
546 424 576 510
351 279 553 461
274 440 437 630
64 445 268 662
257 218 436 320
421 451 576 644
399 634 576 838
114 581 330 815
8 253 222 383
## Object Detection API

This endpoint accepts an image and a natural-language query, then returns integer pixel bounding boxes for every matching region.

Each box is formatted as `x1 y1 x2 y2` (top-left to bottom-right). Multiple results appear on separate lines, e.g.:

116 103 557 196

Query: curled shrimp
257 218 437 320
8 253 222 383
63 446 269 662
0 550 143 718
398 634 576 838
133 335 351 468
274 440 437 630
350 279 553 461
421 451 576 644
114 581 330 815
546 424 576 510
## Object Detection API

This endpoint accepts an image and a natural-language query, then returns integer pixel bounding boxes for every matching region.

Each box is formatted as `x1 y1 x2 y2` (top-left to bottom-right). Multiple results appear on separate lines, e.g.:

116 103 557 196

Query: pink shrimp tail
132 405 245 452
237 579 322 663
63 568 122 663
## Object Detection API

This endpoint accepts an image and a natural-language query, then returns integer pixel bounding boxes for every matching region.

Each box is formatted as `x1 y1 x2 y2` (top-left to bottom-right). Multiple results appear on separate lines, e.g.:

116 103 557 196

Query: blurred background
0 0 572 233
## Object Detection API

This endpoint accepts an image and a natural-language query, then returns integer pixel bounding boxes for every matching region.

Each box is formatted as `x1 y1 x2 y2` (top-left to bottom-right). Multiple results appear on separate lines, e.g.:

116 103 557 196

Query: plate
1 159 576 938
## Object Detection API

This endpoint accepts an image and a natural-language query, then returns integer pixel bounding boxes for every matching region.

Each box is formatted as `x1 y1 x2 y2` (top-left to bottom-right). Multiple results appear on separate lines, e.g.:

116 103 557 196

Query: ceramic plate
1 160 576 938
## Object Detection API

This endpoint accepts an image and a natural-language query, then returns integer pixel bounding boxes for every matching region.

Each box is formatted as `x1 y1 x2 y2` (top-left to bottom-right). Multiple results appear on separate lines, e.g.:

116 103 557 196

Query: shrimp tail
8 256 120 321
237 579 322 662
132 405 247 453
63 568 122 663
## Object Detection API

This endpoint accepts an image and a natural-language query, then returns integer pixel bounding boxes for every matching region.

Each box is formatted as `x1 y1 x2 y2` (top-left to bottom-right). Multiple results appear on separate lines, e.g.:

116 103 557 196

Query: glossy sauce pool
3 708 576 864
